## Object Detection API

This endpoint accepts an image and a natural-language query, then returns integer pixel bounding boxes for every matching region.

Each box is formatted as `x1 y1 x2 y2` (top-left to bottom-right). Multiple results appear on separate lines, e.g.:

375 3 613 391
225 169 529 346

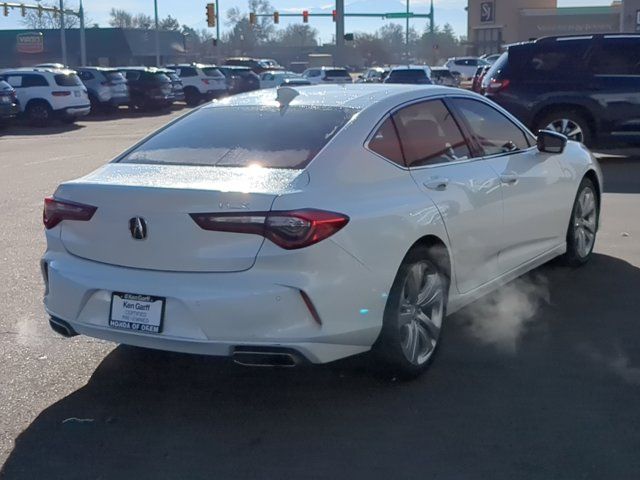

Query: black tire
562 177 599 267
373 246 449 379
26 100 53 127
184 88 201 107
535 110 593 147
88 92 101 114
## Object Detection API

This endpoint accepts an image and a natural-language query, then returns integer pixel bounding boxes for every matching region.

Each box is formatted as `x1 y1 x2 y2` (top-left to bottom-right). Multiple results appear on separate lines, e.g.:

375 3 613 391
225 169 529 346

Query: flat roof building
467 0 640 55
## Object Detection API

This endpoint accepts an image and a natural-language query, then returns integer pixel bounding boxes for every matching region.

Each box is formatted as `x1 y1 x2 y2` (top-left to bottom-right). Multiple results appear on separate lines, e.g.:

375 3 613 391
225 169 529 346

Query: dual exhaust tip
49 317 305 368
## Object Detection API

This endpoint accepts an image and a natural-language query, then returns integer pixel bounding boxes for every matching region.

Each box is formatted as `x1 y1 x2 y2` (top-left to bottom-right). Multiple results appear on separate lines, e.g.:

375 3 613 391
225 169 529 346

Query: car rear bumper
0 103 19 119
106 95 130 106
60 105 91 118
41 245 384 364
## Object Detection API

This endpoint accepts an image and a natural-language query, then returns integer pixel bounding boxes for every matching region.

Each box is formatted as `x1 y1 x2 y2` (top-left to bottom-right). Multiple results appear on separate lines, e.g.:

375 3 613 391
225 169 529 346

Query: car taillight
202 79 210 85
485 78 510 94
43 197 97 229
190 209 349 250
51 91 72 96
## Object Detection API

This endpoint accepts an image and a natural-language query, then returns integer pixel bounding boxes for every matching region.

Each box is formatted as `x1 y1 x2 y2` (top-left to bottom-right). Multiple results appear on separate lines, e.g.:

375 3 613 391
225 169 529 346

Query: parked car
0 80 20 126
34 63 68 70
281 78 312 87
225 57 279 74
302 67 353 84
165 63 226 106
157 68 185 103
357 67 390 84
482 33 640 146
41 84 602 378
430 67 457 87
217 66 260 94
119 67 173 110
480 53 502 64
445 57 489 80
384 66 432 85
0 68 89 126
471 65 491 93
76 67 130 112
259 70 302 89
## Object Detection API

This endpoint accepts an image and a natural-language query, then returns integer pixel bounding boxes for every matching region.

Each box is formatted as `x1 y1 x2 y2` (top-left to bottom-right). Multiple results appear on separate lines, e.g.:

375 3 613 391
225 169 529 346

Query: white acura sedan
42 85 602 377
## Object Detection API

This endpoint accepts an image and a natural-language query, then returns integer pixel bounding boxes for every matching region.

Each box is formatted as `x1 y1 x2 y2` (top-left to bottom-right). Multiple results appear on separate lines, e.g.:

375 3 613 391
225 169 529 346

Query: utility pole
79 0 86 65
59 0 67 66
406 0 410 65
335 0 345 66
154 0 160 66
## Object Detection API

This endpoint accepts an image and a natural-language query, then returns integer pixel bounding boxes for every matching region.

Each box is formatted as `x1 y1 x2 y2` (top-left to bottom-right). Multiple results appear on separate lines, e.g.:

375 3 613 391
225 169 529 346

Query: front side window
452 98 531 156
393 100 471 167
119 105 358 169
368 117 404 166
178 67 197 77
523 41 589 79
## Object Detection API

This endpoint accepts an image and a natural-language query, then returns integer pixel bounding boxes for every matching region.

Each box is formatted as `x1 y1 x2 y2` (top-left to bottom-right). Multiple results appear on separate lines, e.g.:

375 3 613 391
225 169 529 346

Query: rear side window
5 75 23 88
178 67 197 77
325 69 350 78
452 99 531 155
54 73 82 87
523 40 589 79
119 105 358 169
393 100 471 167
589 38 640 75
22 74 49 87
368 117 404 166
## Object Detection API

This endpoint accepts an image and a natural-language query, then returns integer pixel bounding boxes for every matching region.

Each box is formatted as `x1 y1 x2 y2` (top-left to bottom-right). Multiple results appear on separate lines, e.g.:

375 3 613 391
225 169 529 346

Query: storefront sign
481 2 495 23
16 32 44 54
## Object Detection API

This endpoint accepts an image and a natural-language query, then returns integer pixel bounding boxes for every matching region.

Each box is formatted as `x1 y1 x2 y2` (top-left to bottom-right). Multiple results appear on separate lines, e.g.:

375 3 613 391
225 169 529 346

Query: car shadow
599 156 640 194
2 254 640 479
2 122 85 136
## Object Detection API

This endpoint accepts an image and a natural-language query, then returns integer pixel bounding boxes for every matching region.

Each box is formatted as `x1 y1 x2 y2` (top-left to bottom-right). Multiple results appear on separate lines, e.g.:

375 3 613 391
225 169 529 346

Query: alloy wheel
573 186 597 258
545 118 584 142
397 262 445 366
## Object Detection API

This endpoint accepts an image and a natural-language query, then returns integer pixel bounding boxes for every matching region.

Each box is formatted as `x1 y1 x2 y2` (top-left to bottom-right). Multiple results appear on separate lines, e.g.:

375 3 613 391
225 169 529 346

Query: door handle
500 174 519 185
424 178 450 191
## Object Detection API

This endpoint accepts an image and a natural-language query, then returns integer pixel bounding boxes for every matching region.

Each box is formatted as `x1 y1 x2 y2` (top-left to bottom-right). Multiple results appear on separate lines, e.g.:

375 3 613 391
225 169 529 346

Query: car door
587 36 640 136
449 97 567 274
391 98 504 294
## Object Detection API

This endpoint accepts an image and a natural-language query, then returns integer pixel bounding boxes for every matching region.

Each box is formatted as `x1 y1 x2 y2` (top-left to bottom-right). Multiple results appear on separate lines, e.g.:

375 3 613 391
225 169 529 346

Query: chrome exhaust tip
49 317 79 338
232 347 304 368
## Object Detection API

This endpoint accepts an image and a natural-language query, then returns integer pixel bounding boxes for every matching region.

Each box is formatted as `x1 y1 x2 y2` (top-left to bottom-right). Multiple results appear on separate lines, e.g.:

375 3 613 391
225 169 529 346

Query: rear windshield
389 70 428 80
104 71 126 82
432 70 453 78
202 67 224 78
118 105 358 169
325 69 350 78
54 73 83 87
145 72 171 84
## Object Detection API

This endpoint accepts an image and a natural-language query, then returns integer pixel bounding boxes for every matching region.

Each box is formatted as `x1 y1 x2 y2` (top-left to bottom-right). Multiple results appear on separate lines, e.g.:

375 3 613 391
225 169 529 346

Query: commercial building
0 28 187 68
467 0 640 55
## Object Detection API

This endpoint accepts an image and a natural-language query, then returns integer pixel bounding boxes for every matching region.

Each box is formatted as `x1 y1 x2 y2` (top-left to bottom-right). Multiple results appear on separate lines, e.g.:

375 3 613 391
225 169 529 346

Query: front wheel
536 111 592 147
373 247 447 379
562 177 599 267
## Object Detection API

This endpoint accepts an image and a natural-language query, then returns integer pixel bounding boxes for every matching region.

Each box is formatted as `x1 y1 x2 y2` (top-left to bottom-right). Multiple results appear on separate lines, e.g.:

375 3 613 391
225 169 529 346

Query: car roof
389 65 430 71
0 67 74 74
212 84 458 110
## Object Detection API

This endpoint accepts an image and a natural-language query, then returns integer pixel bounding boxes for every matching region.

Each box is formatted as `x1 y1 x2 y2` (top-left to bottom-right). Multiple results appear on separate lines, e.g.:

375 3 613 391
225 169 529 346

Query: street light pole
79 0 86 65
59 0 67 66
154 0 160 66
335 0 345 66
406 0 410 65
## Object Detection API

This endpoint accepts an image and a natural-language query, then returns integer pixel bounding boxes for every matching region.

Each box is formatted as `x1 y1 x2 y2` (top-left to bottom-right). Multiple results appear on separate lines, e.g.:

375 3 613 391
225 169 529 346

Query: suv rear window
143 72 171 84
104 71 126 82
202 67 224 78
388 70 430 82
325 69 350 78
119 105 358 169
54 73 82 87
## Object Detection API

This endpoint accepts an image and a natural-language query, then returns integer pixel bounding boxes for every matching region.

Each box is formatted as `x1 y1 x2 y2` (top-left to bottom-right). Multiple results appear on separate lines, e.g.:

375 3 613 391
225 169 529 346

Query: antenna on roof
276 86 299 108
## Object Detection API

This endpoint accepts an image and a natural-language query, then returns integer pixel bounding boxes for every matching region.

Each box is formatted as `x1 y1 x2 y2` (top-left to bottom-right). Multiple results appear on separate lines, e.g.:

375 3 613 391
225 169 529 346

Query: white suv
165 63 226 106
444 57 490 80
302 67 353 84
0 68 90 126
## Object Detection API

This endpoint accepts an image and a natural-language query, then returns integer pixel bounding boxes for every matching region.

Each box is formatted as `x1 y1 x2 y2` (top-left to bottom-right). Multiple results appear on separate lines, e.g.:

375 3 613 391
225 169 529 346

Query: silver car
76 67 130 111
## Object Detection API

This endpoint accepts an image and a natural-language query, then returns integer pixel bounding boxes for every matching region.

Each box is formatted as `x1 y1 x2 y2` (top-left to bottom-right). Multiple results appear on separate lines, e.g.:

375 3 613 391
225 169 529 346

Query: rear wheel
562 177 599 267
26 101 53 127
374 247 447 379
184 88 201 107
536 110 592 147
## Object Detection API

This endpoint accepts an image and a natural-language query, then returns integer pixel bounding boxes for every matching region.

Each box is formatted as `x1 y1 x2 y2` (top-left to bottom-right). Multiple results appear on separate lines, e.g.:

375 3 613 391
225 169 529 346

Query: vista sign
16 32 44 54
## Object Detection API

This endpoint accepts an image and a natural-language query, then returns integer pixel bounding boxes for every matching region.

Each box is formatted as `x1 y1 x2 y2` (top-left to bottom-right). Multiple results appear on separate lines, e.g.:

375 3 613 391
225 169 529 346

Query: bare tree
21 1 80 29
108 8 133 28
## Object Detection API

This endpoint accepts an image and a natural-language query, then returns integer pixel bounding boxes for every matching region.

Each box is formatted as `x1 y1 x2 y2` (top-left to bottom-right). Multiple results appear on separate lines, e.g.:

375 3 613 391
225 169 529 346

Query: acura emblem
129 217 147 240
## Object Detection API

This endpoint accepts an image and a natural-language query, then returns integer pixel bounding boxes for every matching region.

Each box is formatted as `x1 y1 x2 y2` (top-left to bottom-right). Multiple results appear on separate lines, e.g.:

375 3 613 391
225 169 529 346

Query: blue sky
0 0 616 41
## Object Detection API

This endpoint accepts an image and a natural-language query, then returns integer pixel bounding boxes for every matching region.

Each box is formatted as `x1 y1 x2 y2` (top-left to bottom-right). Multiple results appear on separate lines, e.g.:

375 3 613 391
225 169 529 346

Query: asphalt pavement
0 109 639 480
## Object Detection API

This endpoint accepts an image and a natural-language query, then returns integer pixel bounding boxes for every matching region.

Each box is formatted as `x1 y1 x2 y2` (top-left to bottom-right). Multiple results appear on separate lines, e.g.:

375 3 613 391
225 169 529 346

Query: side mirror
537 130 567 154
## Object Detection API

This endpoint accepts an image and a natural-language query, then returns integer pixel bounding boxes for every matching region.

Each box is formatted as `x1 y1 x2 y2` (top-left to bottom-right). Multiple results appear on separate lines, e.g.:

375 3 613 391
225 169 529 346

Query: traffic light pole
335 0 344 67
59 0 67 66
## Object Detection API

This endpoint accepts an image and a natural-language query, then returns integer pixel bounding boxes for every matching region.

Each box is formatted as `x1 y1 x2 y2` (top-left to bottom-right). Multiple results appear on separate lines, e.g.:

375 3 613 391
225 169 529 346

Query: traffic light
212 38 218 47
206 3 215 28
302 10 309 23
249 12 256 25
3 3 8 17
21 3 26 16
344 33 354 42
273 11 279 24
332 10 336 22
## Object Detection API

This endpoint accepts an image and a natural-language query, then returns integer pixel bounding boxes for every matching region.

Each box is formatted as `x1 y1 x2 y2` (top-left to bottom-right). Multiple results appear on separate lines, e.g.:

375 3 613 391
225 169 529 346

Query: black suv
483 34 640 147
118 67 173 110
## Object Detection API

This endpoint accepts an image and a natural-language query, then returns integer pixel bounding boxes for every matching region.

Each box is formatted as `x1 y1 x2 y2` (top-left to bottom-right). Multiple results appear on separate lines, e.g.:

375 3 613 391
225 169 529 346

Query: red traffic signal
332 10 336 22
249 12 257 25
302 10 309 23
206 3 215 27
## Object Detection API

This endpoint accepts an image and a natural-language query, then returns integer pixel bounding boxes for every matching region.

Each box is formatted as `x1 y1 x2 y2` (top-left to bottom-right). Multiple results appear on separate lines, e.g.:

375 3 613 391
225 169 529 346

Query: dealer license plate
109 292 165 333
